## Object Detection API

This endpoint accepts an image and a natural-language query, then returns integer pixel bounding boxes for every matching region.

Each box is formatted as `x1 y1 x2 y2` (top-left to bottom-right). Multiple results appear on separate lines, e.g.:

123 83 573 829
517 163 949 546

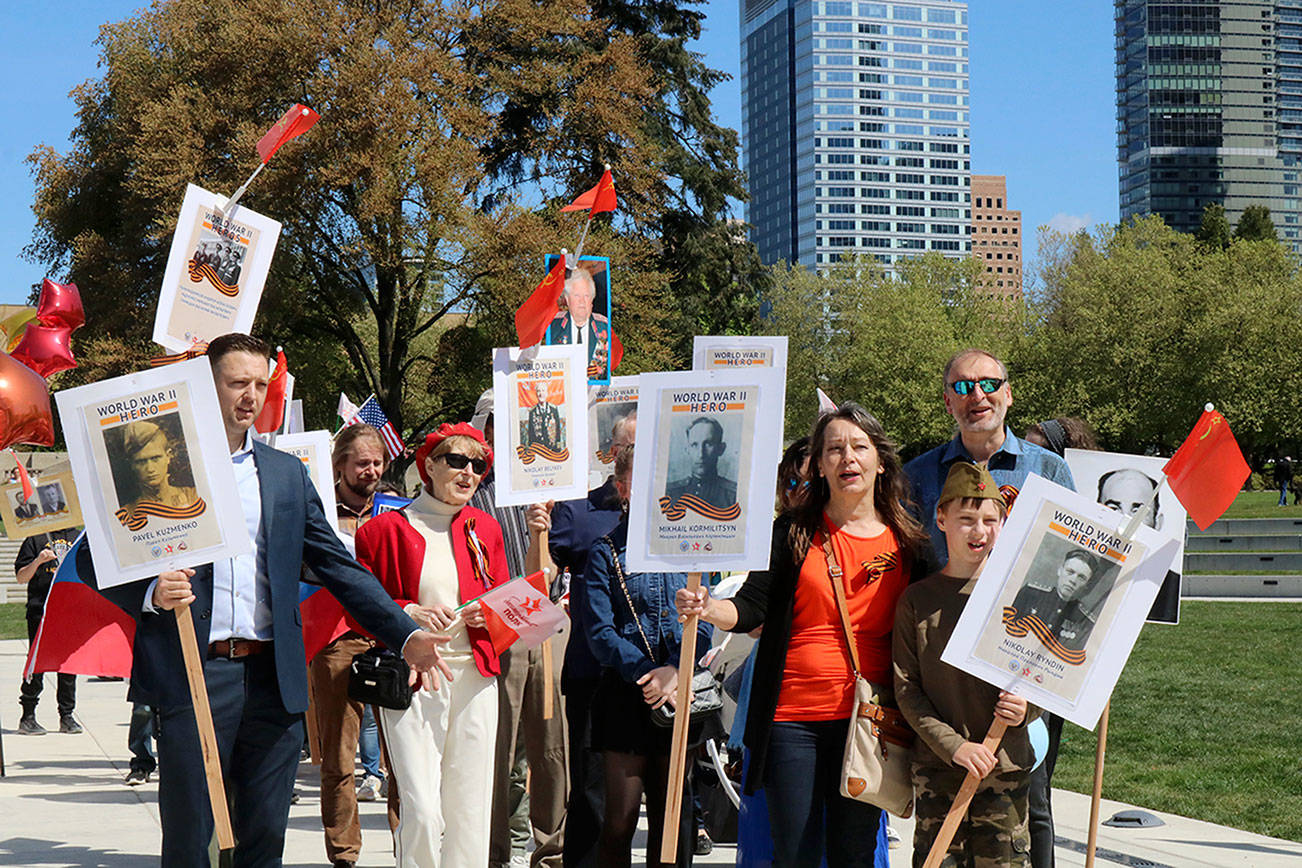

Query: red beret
414 422 493 488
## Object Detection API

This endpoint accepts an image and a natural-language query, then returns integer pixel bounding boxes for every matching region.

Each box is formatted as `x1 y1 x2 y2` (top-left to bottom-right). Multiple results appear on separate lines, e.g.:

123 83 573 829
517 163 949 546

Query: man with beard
310 423 391 868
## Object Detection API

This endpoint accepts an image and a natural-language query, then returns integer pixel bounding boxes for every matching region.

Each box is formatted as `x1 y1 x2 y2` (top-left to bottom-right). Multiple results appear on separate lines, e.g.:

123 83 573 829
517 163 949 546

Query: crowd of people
16 338 1121 868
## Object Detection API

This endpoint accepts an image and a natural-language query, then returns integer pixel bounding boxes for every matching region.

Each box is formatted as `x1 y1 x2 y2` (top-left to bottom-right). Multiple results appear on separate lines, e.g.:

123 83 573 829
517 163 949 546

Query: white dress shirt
208 432 272 641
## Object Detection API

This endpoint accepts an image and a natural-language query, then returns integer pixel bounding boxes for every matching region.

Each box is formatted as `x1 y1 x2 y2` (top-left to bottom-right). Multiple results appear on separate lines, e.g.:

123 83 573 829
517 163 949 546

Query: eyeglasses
438 453 488 475
948 377 1006 396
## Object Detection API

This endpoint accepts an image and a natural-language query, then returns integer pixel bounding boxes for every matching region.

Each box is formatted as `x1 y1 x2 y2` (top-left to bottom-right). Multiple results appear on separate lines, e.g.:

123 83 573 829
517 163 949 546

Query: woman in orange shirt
677 403 927 867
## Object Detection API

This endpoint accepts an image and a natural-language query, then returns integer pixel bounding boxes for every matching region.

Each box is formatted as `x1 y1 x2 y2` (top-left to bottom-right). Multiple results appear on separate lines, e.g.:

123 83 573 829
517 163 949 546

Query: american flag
346 394 405 459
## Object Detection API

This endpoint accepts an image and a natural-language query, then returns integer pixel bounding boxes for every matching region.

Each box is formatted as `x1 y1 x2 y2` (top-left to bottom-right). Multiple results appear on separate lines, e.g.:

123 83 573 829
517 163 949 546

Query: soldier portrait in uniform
664 416 739 509
37 483 68 516
524 381 565 453
105 415 202 526
542 256 613 385
1007 548 1108 652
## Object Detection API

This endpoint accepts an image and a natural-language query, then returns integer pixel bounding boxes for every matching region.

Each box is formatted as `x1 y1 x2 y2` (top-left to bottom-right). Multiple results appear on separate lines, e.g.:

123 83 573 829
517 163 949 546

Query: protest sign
587 375 638 488
626 368 785 573
941 475 1178 729
273 431 338 536
0 469 83 539
492 344 590 506
542 254 613 386
691 335 789 373
1066 448 1186 624
55 357 251 587
152 184 282 353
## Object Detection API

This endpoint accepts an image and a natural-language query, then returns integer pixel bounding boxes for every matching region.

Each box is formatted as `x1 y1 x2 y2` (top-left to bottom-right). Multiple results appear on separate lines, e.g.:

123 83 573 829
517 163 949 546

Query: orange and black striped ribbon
148 343 208 367
115 498 207 531
657 494 742 523
860 551 900 584
516 443 570 465
594 448 615 464
1002 606 1087 666
187 259 240 297
464 517 493 591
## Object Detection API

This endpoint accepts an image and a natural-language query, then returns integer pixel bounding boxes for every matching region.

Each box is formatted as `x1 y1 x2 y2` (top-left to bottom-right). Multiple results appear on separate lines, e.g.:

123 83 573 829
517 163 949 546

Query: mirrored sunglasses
949 377 1006 396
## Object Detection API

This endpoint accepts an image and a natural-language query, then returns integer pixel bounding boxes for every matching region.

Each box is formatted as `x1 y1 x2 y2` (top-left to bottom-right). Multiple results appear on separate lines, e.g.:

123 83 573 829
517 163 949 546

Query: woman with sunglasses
353 422 508 867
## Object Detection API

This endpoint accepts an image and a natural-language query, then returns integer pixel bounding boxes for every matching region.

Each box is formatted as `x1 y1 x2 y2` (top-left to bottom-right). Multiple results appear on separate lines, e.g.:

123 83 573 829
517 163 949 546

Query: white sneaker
356 774 382 802
509 854 529 868
885 820 901 848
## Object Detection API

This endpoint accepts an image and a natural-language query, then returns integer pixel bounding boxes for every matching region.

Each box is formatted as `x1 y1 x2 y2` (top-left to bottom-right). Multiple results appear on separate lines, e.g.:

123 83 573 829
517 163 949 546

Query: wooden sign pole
175 604 235 850
659 571 702 864
1085 701 1111 868
538 541 556 721
921 718 1008 868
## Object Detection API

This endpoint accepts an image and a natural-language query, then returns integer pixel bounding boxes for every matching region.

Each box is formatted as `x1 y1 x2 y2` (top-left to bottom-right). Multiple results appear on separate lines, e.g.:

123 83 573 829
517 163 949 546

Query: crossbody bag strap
820 528 862 676
602 536 659 664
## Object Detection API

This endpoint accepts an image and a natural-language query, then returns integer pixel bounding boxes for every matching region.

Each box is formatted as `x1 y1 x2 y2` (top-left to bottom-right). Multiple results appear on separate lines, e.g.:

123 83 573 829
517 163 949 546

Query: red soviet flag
560 169 617 215
254 349 289 434
256 104 320 163
1162 409 1251 530
515 257 567 348
9 450 33 502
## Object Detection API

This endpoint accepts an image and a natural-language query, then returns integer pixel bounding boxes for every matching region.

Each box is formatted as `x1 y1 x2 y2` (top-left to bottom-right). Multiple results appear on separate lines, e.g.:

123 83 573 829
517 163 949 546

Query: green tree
1234 205 1278 242
1195 203 1232 250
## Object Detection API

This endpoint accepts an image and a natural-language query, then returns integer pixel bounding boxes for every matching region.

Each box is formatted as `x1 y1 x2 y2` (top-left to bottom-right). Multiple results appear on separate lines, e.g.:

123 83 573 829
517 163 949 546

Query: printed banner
626 368 786 573
542 254 613 386
273 431 338 536
152 184 282 353
0 469 84 540
692 335 789 373
492 345 590 507
941 475 1178 730
587 376 639 489
55 358 251 588
475 573 568 653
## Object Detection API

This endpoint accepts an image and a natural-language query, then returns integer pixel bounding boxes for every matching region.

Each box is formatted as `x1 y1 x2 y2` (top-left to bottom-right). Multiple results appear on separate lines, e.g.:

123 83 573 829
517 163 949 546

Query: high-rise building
741 0 971 269
971 175 1022 298
1116 0 1302 247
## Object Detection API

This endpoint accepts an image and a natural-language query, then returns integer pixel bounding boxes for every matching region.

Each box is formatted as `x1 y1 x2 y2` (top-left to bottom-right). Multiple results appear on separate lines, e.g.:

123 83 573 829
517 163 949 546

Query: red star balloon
34 279 85 331
0 352 54 449
10 322 77 378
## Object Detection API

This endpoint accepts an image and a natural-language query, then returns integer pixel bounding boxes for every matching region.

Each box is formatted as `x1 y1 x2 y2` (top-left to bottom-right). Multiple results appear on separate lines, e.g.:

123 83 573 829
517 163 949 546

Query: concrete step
1186 533 1302 552
1190 516 1302 535
1185 551 1302 572
1183 575 1302 596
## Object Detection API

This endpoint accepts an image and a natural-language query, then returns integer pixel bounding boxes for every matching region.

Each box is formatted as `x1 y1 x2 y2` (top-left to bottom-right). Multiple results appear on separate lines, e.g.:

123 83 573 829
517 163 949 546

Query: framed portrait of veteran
152 183 282 353
587 375 639 489
941 475 1179 730
691 335 789 375
492 344 590 507
542 254 613 386
1065 448 1187 624
626 368 786 574
273 431 339 536
55 357 252 588
0 470 84 539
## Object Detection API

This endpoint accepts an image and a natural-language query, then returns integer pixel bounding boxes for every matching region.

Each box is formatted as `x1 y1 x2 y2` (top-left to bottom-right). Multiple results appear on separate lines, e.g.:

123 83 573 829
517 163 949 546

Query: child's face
937 498 1005 570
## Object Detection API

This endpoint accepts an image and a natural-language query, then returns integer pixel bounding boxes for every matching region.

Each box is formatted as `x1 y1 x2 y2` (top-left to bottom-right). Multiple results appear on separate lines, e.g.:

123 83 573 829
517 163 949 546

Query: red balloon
11 322 77 378
35 279 85 332
0 352 54 449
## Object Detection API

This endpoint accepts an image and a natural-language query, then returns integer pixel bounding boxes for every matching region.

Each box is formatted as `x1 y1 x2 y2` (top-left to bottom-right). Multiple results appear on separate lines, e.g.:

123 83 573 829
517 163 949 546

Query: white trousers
380 656 499 867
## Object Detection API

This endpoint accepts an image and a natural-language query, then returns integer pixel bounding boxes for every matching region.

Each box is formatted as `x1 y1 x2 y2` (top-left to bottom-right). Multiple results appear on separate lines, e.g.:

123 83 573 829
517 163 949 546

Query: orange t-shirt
774 522 910 722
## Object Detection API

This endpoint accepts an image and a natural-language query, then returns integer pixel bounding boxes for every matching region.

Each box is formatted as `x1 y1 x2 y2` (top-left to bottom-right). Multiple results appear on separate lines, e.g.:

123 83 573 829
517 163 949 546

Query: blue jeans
763 720 881 867
359 704 381 778
1280 481 1290 506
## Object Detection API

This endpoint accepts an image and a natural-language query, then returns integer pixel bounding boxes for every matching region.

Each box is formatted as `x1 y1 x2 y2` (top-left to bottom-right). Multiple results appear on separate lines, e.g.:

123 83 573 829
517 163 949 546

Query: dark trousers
1027 713 1064 868
20 610 75 717
763 720 881 868
562 677 604 868
157 651 303 866
129 702 157 774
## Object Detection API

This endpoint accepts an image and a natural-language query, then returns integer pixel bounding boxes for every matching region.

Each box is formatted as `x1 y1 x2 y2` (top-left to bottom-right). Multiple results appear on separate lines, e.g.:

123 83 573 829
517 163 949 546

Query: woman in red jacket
355 422 509 867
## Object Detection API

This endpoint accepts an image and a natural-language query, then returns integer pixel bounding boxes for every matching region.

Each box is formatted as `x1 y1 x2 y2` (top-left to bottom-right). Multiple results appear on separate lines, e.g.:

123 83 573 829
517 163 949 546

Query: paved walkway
1 639 1299 867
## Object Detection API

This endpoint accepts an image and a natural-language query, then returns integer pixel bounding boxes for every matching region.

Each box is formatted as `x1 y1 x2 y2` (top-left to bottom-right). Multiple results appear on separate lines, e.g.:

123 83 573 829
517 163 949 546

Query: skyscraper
1116 0 1302 246
971 175 1022 298
741 0 971 268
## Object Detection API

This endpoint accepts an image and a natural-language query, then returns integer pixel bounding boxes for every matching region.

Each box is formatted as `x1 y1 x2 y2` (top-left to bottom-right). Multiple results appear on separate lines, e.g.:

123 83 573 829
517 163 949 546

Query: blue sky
0 1 1117 305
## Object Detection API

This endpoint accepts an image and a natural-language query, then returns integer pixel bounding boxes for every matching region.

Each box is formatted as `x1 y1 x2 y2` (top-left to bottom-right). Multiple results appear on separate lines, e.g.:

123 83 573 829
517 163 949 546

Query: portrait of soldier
13 493 40 521
524 381 564 452
545 266 611 381
113 419 199 512
665 416 738 509
218 243 243 286
1009 548 1105 652
37 483 67 516
1097 468 1162 530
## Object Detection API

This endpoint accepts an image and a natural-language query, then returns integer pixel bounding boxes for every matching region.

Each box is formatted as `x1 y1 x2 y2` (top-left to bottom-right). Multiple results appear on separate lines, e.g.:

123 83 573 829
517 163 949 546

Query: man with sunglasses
905 348 1075 567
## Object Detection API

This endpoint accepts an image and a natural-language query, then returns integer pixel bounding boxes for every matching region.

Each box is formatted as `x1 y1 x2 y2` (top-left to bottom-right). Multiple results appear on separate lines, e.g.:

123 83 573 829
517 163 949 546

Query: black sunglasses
948 377 1006 396
438 452 488 475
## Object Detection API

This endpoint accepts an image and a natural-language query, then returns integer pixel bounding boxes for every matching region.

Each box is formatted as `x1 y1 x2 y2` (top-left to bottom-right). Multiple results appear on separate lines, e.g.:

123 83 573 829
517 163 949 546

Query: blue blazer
81 440 418 713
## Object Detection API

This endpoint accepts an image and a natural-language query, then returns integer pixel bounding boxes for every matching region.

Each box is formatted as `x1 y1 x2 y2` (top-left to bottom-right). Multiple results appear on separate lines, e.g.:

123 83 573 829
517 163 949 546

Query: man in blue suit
82 333 451 867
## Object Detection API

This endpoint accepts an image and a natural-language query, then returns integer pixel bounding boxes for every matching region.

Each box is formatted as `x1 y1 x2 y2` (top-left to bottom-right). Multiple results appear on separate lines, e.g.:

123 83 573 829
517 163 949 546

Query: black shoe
59 716 83 734
695 830 713 856
290 789 301 805
332 861 356 868
124 768 151 786
17 715 45 736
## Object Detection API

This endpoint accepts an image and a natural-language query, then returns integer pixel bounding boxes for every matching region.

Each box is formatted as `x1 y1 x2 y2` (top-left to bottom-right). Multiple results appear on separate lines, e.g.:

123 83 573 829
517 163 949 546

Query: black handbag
347 647 413 710
603 536 724 729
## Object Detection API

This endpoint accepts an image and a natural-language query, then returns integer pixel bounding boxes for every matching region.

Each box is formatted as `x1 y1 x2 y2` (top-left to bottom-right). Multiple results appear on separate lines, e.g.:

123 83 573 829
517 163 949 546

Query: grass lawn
1053 600 1302 843
1221 489 1302 519
0 601 25 640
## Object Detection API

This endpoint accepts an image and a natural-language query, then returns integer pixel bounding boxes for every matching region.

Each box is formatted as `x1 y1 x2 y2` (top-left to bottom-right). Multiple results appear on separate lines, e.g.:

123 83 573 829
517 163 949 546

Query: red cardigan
353 504 509 678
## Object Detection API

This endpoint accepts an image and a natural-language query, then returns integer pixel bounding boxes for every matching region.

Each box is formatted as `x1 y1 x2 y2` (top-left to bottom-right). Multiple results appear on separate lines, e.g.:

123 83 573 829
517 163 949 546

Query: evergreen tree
1234 205 1278 242
1195 203 1232 249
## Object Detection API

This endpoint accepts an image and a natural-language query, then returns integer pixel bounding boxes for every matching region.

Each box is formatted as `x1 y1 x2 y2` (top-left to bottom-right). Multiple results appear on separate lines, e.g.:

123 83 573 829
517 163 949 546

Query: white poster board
152 183 282 353
273 430 338 536
492 344 590 507
692 335 789 373
55 357 252 588
626 368 786 573
941 475 1178 730
587 376 639 489
1065 448 1186 624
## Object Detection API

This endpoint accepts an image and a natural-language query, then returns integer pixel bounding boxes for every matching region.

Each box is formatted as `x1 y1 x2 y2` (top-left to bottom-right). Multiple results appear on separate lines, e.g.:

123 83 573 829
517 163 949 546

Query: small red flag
515 257 568 348
9 450 33 502
560 169 617 215
1162 409 1251 530
256 104 320 164
254 349 288 434
610 330 624 371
